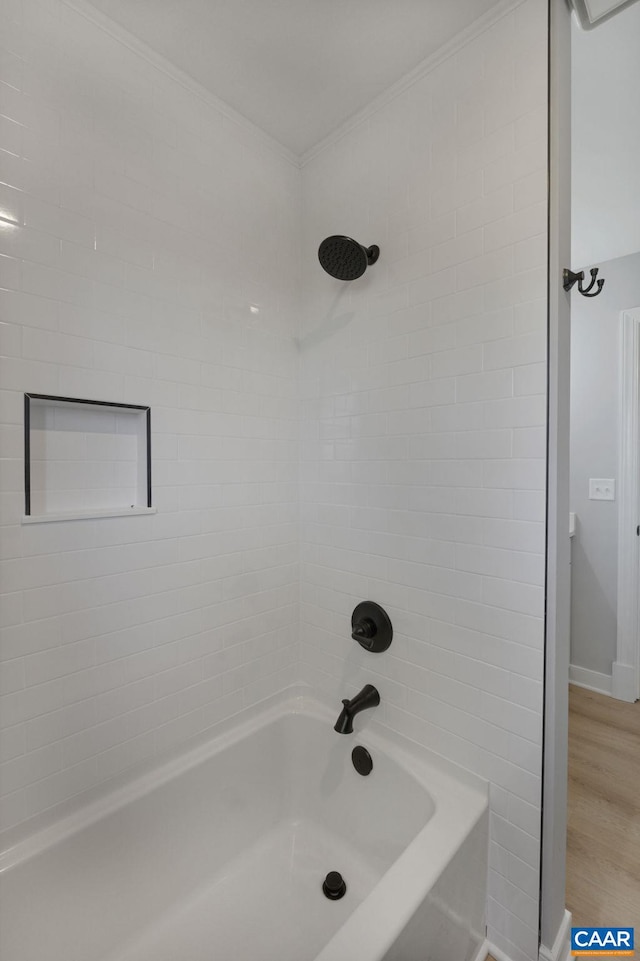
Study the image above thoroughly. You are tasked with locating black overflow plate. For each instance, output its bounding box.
[352,745,373,776]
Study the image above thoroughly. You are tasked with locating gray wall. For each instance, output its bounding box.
[570,251,640,677]
[572,3,640,267]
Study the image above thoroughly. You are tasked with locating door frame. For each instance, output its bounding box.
[540,0,572,956]
[614,307,640,701]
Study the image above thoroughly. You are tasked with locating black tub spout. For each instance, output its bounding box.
[334,684,380,734]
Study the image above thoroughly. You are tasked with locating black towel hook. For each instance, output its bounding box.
[563,267,605,298]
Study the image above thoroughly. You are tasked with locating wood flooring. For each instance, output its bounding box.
[566,685,640,930]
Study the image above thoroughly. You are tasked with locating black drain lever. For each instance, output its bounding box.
[322,871,346,900]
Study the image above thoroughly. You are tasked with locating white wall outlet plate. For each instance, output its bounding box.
[588,478,616,501]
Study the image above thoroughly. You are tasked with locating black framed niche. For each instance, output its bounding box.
[24,394,153,522]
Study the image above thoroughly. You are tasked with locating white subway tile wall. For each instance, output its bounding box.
[0,0,300,831]
[0,1,549,959]
[299,3,547,959]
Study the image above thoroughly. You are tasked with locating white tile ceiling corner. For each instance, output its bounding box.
[80,0,504,158]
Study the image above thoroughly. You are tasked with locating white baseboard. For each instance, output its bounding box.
[472,939,514,961]
[569,664,612,696]
[486,943,516,961]
[489,944,511,961]
[472,909,572,961]
[611,661,638,702]
[471,939,491,961]
[540,909,572,961]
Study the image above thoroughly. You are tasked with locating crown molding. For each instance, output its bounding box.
[59,0,300,168]
[299,0,525,167]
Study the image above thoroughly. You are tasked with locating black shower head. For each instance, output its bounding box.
[318,235,380,281]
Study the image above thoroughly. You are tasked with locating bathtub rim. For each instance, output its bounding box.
[0,682,487,876]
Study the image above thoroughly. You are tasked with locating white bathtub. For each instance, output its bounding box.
[0,688,488,961]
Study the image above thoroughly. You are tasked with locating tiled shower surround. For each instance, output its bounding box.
[0,0,300,826]
[299,6,548,960]
[0,2,548,960]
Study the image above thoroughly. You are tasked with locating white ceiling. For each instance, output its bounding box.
[84,0,499,157]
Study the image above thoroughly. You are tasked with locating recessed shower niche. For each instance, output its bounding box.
[23,394,153,522]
